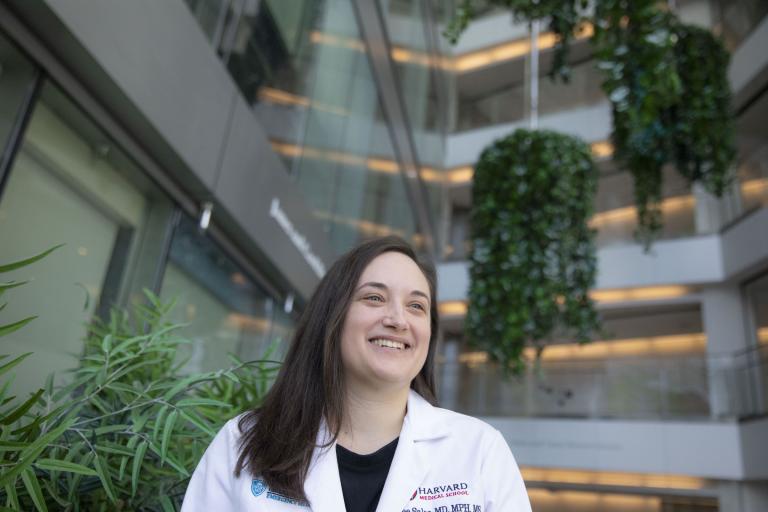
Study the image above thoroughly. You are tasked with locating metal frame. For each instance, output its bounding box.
[0,63,42,201]
[351,0,438,259]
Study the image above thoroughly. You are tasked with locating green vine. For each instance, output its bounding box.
[447,0,736,247]
[467,129,600,371]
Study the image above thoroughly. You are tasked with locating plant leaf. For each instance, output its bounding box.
[0,353,32,378]
[0,281,27,297]
[0,317,37,338]
[0,417,75,488]
[131,440,148,497]
[160,494,175,512]
[4,482,20,509]
[161,409,178,466]
[94,453,117,503]
[0,245,63,273]
[21,467,48,512]
[34,458,97,476]
[1,388,44,425]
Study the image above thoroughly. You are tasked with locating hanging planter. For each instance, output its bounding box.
[467,129,600,371]
[446,0,737,248]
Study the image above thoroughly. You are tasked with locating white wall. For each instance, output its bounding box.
[488,416,768,480]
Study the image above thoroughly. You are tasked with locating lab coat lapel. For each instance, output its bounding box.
[303,423,346,511]
[375,391,448,512]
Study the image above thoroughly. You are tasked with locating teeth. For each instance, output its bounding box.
[370,338,406,350]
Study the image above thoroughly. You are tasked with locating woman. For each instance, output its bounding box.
[181,236,531,511]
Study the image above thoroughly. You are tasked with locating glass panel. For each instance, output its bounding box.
[378,0,448,249]
[455,59,606,133]
[736,91,768,212]
[159,215,291,373]
[0,84,173,400]
[0,33,37,165]
[183,0,231,45]
[591,165,696,247]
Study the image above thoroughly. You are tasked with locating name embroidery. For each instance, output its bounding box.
[251,478,308,507]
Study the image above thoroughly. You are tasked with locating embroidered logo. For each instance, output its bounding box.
[251,478,267,497]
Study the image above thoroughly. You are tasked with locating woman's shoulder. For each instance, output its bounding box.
[409,391,501,444]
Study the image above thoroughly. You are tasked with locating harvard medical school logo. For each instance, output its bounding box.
[251,479,308,507]
[411,482,470,501]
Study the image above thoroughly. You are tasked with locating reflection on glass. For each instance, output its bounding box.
[0,35,37,159]
[160,216,291,373]
[184,0,426,254]
[0,84,171,400]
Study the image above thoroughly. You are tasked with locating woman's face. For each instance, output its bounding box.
[340,251,432,393]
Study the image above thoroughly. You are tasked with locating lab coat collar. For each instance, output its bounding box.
[303,390,449,511]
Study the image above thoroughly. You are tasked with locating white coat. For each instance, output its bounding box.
[181,390,532,511]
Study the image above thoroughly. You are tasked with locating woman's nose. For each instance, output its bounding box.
[382,305,407,330]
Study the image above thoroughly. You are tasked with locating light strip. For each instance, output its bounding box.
[440,286,695,318]
[590,285,693,303]
[741,178,768,201]
[313,210,405,238]
[527,489,663,508]
[439,300,468,317]
[258,87,350,116]
[521,467,709,490]
[310,24,593,73]
[446,141,614,186]
[759,327,768,345]
[271,141,612,184]
[589,195,694,228]
[457,333,707,364]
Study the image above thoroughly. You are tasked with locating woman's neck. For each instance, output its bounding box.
[336,386,409,455]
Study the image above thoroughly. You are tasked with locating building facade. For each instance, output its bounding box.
[0,1,766,511]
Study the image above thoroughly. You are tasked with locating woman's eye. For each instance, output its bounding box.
[364,295,384,302]
[409,302,426,311]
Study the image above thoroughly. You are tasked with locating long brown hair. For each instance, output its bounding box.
[234,236,439,500]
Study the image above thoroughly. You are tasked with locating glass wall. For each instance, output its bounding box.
[184,0,428,255]
[0,34,36,166]
[160,215,294,373]
[0,82,174,400]
[455,59,606,133]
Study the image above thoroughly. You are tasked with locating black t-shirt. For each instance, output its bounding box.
[336,437,399,512]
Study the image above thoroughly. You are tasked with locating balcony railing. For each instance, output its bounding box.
[438,344,768,420]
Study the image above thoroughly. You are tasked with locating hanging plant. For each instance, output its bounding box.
[444,0,591,82]
[593,0,681,246]
[446,0,736,247]
[467,129,600,371]
[670,23,735,196]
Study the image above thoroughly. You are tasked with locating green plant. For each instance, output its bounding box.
[467,129,600,371]
[446,0,736,247]
[445,0,590,82]
[0,291,280,511]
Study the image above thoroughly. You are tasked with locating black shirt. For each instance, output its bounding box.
[336,437,399,512]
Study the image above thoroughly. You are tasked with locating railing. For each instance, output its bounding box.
[438,344,768,420]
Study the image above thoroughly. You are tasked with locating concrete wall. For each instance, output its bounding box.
[6,0,335,299]
[489,416,768,480]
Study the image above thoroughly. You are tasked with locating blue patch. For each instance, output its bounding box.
[251,478,267,497]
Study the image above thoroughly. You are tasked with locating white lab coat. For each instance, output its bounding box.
[181,390,531,511]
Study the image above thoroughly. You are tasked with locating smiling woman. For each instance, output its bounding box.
[181,236,531,512]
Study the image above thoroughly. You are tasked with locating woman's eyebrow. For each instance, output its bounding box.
[356,282,430,303]
[357,281,387,291]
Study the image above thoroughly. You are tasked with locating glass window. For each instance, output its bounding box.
[159,215,293,373]
[0,84,174,400]
[0,33,37,170]
[591,165,696,247]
